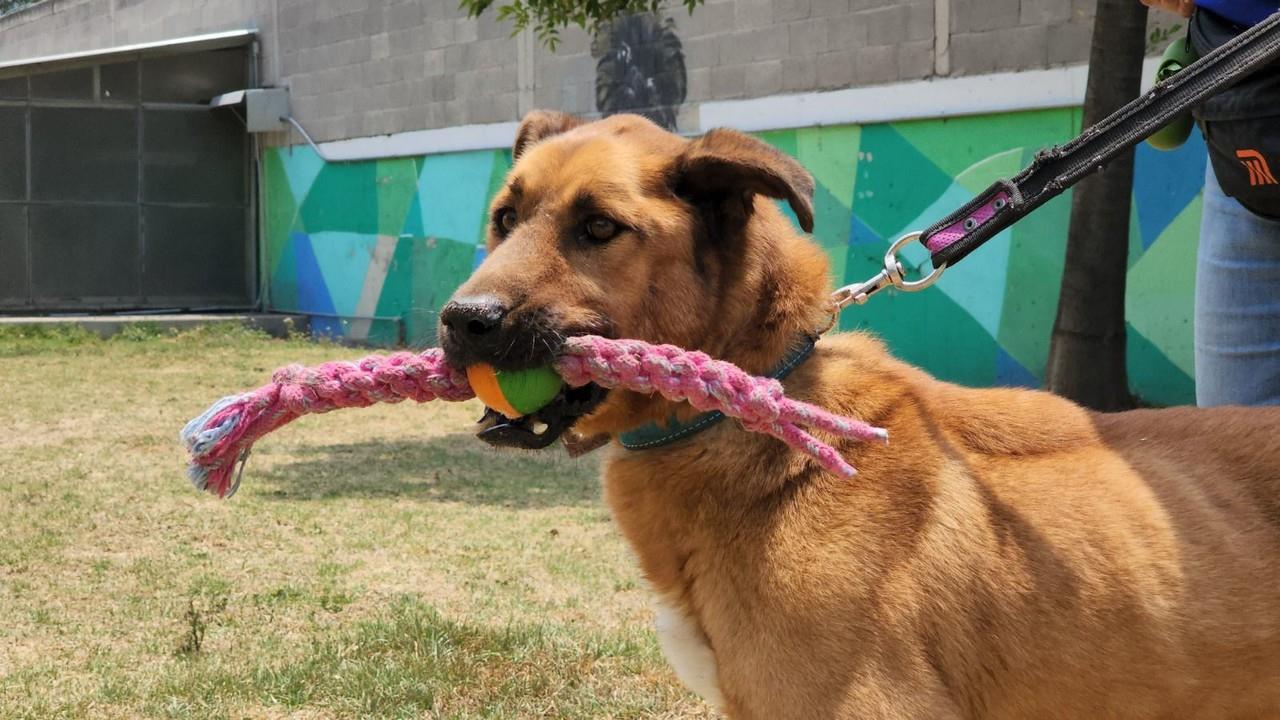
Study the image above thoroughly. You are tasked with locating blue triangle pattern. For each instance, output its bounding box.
[850,214,883,246]
[280,147,326,205]
[995,347,1039,388]
[291,231,344,339]
[307,231,376,317]
[1133,128,1207,250]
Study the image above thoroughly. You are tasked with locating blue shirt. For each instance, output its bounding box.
[1197,0,1279,26]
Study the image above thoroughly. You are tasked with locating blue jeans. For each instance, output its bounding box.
[1194,165,1280,406]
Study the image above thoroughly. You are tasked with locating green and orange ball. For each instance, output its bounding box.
[466,364,564,418]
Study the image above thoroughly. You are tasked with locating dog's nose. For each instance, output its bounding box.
[441,295,507,338]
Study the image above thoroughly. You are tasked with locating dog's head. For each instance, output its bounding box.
[439,111,821,449]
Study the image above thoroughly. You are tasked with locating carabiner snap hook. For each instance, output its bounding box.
[826,232,947,324]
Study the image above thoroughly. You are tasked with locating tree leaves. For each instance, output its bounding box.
[459,0,704,50]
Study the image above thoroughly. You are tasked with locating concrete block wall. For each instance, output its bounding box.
[274,0,519,143]
[0,0,1179,143]
[0,0,521,142]
[529,0,942,125]
[0,0,279,78]
[948,0,1094,73]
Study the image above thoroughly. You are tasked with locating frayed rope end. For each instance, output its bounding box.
[185,450,248,499]
[181,394,253,498]
[180,394,247,456]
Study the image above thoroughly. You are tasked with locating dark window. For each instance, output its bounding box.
[0,106,25,200]
[0,75,27,100]
[30,66,94,101]
[142,205,247,299]
[0,204,29,305]
[29,204,139,300]
[100,61,138,103]
[3,46,252,310]
[141,48,246,104]
[31,106,138,202]
[143,109,245,204]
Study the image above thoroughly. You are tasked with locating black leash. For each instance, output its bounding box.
[829,10,1280,312]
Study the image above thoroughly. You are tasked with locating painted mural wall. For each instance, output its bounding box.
[263,147,512,347]
[263,108,1207,405]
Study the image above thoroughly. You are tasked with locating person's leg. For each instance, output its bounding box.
[1194,165,1280,407]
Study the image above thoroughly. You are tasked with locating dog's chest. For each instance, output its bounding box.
[653,594,725,708]
[603,449,809,710]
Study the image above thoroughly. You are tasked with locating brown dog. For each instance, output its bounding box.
[439,111,1280,719]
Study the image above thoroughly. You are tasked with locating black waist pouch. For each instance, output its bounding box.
[1192,9,1280,219]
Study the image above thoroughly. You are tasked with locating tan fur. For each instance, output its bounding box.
[450,111,1280,719]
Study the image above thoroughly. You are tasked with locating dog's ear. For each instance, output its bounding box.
[512,110,586,161]
[671,128,815,233]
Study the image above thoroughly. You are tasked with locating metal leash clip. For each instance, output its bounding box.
[822,232,947,332]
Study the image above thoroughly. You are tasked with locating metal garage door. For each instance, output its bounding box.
[0,42,253,311]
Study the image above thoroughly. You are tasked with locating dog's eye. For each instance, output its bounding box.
[494,208,518,235]
[583,216,620,243]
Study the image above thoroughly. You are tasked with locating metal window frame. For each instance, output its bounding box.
[0,30,259,313]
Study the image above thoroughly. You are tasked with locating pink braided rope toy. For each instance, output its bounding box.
[181,336,888,498]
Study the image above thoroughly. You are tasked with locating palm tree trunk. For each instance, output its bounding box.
[1045,0,1149,411]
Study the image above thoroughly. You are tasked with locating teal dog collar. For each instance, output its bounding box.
[618,337,817,451]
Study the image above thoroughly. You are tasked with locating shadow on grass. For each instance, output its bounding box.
[255,433,604,508]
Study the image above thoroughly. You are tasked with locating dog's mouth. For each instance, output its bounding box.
[474,382,608,450]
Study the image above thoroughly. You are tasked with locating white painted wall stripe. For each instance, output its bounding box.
[310,121,521,161]
[300,60,1162,159]
[348,234,400,341]
[699,59,1161,133]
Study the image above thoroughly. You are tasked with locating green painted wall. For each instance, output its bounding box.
[263,109,1207,404]
[263,147,512,346]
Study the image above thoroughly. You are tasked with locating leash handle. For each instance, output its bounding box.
[921,10,1280,269]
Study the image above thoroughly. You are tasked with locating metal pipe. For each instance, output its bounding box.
[281,114,523,163]
[282,114,375,163]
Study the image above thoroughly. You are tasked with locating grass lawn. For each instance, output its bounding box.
[0,324,713,719]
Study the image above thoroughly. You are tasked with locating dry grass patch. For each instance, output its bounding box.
[0,324,713,719]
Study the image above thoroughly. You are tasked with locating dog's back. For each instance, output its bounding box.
[854,349,1280,719]
[607,331,1280,718]
[1082,406,1280,717]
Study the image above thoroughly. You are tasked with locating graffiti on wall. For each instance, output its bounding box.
[264,108,1207,404]
[592,14,687,130]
